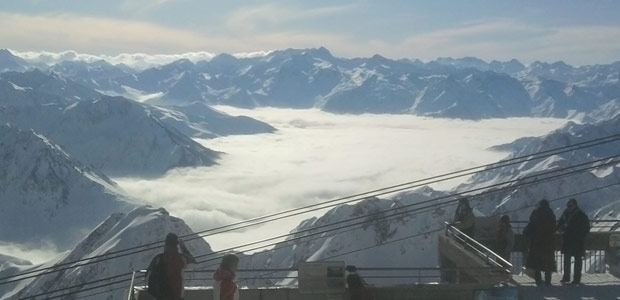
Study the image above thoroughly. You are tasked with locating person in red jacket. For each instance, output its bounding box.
[213,254,239,300]
[163,233,195,300]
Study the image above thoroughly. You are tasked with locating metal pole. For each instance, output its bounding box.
[127,271,137,300]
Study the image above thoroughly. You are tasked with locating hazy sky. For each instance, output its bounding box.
[115,108,568,251]
[2,0,620,65]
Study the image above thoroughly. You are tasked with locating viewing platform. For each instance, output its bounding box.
[130,219,620,300]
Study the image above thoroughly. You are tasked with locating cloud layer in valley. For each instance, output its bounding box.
[115,107,569,251]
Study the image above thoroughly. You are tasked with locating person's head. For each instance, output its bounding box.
[220,254,239,272]
[165,233,179,249]
[500,215,510,224]
[538,199,550,209]
[457,198,471,210]
[345,265,357,273]
[567,198,578,211]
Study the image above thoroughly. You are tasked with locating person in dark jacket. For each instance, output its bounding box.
[451,198,476,237]
[162,233,196,300]
[496,215,515,267]
[345,265,373,300]
[524,199,556,286]
[557,198,590,285]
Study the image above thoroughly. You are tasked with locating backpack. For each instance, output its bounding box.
[146,253,170,299]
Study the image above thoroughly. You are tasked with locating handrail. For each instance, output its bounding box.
[444,222,512,273]
[126,270,138,300]
[129,265,507,290]
[132,266,502,274]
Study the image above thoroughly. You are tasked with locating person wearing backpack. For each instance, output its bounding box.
[148,233,196,300]
[213,254,239,300]
[558,198,590,285]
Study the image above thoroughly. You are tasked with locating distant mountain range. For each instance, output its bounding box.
[0,70,275,176]
[2,47,619,120]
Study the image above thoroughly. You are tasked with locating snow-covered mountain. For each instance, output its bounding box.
[0,71,224,176]
[0,206,213,300]
[48,60,137,93]
[6,48,619,120]
[47,96,221,176]
[149,102,276,139]
[460,115,620,221]
[0,255,32,273]
[0,50,29,73]
[0,123,135,249]
[239,189,456,286]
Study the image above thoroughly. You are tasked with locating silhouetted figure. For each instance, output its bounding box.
[163,233,196,300]
[452,198,476,237]
[558,198,590,285]
[524,199,556,286]
[214,254,239,300]
[496,215,515,266]
[345,265,373,300]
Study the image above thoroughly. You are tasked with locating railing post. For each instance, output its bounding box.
[127,270,137,300]
[418,269,421,284]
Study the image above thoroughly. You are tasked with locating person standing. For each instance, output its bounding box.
[451,198,476,237]
[496,215,515,266]
[345,265,373,300]
[557,198,590,285]
[163,233,196,300]
[524,199,556,286]
[213,254,239,300]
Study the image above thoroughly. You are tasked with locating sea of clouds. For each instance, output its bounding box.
[114,107,569,252]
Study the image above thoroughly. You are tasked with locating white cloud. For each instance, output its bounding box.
[0,241,64,265]
[226,3,354,33]
[115,108,568,252]
[388,20,620,65]
[121,0,177,13]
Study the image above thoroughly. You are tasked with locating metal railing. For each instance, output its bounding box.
[510,219,620,232]
[510,219,618,275]
[126,265,511,297]
[444,222,513,274]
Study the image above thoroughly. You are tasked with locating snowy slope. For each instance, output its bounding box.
[458,115,620,221]
[0,206,213,300]
[0,50,29,73]
[149,102,276,138]
[48,59,137,93]
[0,72,222,176]
[240,188,457,286]
[48,96,221,176]
[0,123,135,249]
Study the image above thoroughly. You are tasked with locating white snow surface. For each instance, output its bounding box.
[0,123,135,249]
